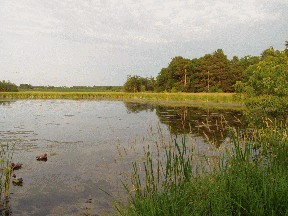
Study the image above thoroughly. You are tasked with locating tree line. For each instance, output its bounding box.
[124,42,288,93]
[0,81,18,92]
[1,41,287,94]
[235,45,288,123]
[0,83,122,92]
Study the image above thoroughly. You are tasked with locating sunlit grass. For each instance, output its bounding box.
[116,122,288,215]
[0,92,241,104]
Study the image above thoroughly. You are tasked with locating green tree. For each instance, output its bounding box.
[186,58,201,92]
[197,50,231,92]
[285,40,288,56]
[213,49,231,92]
[155,57,189,92]
[0,81,18,92]
[123,75,141,92]
[197,54,215,92]
[171,57,190,91]
[124,75,155,92]
[155,68,169,92]
[228,56,245,92]
[235,49,288,121]
[260,47,279,60]
[145,77,156,92]
[19,83,33,90]
[238,55,260,71]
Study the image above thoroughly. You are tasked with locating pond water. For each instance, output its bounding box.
[0,100,242,215]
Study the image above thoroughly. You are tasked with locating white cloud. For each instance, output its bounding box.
[0,0,287,86]
[1,0,284,44]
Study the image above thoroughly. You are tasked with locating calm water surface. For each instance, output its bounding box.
[0,100,242,215]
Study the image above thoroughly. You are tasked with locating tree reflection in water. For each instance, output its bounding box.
[0,101,14,106]
[124,102,243,147]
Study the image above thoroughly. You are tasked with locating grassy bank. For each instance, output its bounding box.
[117,124,288,215]
[0,92,240,104]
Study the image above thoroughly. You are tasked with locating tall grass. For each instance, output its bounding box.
[117,123,288,215]
[0,143,14,214]
[0,92,240,104]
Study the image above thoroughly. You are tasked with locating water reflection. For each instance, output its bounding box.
[0,100,14,106]
[124,102,243,146]
[124,102,154,114]
[0,199,12,216]
[0,100,243,215]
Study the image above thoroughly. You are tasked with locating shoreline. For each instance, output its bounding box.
[0,91,244,109]
[0,91,242,101]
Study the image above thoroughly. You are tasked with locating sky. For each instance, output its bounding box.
[0,0,288,86]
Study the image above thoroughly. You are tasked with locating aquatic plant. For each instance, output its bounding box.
[0,143,14,214]
[117,122,288,215]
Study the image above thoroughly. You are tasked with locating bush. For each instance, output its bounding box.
[0,81,18,92]
[124,76,155,92]
[235,49,288,124]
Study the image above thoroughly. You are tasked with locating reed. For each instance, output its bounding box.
[117,122,288,215]
[0,92,240,104]
[0,143,14,214]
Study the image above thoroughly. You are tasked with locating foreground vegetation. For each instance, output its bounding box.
[0,92,239,104]
[0,144,14,214]
[117,47,288,215]
[117,123,288,215]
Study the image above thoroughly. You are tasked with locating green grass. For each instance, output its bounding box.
[0,143,14,214]
[116,123,288,215]
[0,92,241,104]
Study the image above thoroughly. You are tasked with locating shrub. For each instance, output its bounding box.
[0,81,18,92]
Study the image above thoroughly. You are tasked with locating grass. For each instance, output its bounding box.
[116,121,288,215]
[0,143,14,214]
[0,92,241,104]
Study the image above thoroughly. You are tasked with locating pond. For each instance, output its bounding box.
[0,100,243,215]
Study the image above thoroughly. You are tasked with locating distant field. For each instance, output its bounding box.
[18,86,122,92]
[0,91,242,104]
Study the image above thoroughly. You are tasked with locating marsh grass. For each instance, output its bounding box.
[0,143,14,214]
[117,121,288,215]
[0,92,239,104]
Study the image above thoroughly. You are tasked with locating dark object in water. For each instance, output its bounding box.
[10,162,23,170]
[85,198,93,203]
[36,153,48,161]
[12,174,23,186]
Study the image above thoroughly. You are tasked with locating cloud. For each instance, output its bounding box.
[0,0,287,86]
[1,0,285,45]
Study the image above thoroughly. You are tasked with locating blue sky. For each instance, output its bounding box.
[0,0,287,86]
